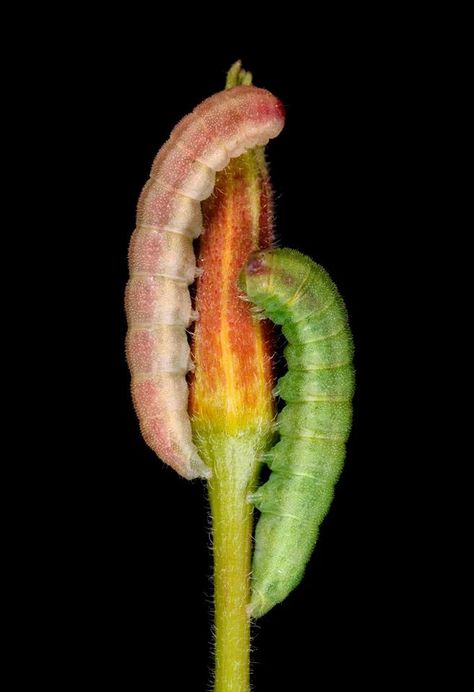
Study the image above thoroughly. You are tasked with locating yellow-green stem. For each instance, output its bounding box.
[210,478,252,691]
[197,431,266,692]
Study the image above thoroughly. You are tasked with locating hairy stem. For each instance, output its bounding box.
[210,472,252,689]
[199,433,264,692]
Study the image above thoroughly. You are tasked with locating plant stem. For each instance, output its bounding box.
[210,478,252,690]
[202,433,263,692]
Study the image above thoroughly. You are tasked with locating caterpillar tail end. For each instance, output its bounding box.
[247,587,273,619]
[189,452,212,480]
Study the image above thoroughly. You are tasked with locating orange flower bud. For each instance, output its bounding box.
[190,142,275,439]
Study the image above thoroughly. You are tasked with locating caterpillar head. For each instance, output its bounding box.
[240,248,324,316]
[239,248,309,309]
[238,250,275,302]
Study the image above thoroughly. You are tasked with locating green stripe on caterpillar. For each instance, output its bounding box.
[238,248,354,618]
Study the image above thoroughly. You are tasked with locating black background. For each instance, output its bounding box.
[31,30,436,690]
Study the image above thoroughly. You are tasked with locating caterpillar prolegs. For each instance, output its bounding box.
[239,248,354,618]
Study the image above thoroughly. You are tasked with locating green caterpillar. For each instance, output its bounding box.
[238,248,354,618]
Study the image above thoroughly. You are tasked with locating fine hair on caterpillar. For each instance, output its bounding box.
[238,248,354,617]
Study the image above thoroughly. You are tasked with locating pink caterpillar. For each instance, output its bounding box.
[125,86,285,480]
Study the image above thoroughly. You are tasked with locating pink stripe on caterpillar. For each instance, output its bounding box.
[137,181,204,237]
[126,326,191,374]
[125,277,193,326]
[150,141,216,201]
[128,229,196,284]
[126,85,284,480]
